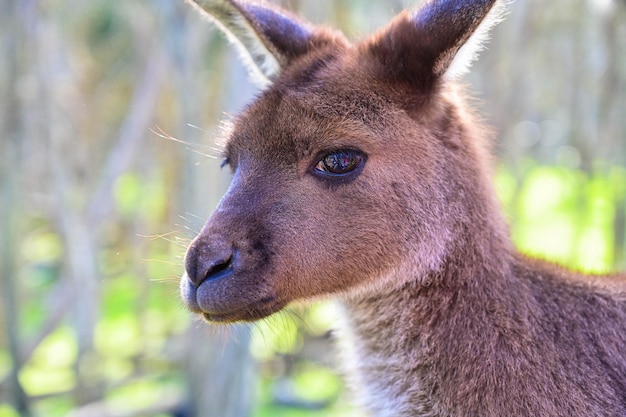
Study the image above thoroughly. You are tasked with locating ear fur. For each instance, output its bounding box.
[185,0,343,87]
[442,0,507,79]
[367,0,505,90]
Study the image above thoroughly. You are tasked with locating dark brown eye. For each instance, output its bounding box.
[315,150,364,176]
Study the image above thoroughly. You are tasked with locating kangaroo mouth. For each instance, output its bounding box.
[199,295,283,323]
[200,295,281,323]
[180,271,284,323]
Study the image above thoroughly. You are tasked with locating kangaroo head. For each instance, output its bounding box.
[181,0,506,323]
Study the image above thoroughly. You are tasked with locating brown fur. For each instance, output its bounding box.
[180,0,626,415]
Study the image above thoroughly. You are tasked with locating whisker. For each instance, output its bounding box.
[137,231,180,241]
[183,212,204,220]
[151,125,222,159]
[150,275,182,284]
[151,125,213,149]
[186,123,209,133]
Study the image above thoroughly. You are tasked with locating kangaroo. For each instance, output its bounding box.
[179,0,626,415]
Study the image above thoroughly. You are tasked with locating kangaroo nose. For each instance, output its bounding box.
[185,242,234,287]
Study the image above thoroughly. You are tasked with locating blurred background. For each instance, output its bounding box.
[1,0,625,416]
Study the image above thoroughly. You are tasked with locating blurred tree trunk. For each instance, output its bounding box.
[184,327,255,417]
[0,1,33,416]
[34,10,102,404]
[475,0,626,168]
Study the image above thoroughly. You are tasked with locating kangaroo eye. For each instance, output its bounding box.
[314,150,365,176]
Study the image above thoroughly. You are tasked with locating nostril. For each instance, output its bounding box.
[204,254,234,282]
[185,244,235,287]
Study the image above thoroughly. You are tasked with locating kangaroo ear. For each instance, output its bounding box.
[186,0,343,87]
[367,0,505,89]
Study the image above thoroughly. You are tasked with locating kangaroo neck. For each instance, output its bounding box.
[335,243,522,417]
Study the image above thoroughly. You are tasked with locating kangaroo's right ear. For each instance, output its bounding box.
[365,0,505,91]
[185,0,345,87]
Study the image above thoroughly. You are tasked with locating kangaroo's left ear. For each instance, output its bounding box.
[366,0,506,90]
[186,0,346,87]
